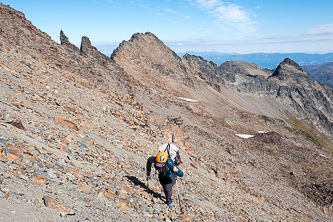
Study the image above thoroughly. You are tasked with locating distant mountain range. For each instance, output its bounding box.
[178,52,333,88]
[178,52,333,69]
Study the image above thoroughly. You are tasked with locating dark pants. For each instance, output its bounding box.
[159,174,176,204]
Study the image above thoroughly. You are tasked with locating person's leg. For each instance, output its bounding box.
[159,174,176,204]
[159,175,167,201]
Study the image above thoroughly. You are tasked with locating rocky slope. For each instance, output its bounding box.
[302,62,333,89]
[0,3,332,221]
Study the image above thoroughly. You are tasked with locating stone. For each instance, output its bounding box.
[31,175,48,184]
[55,117,79,131]
[179,214,192,221]
[7,154,20,162]
[43,196,75,215]
[7,144,22,156]
[4,113,15,122]
[9,119,26,130]
[47,169,58,179]
[19,174,29,181]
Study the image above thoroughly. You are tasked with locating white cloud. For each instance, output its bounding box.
[307,23,333,40]
[163,8,191,19]
[188,0,257,33]
[215,4,249,22]
[193,0,220,10]
[164,34,333,54]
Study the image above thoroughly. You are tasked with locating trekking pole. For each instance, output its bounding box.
[175,178,183,213]
[146,176,150,191]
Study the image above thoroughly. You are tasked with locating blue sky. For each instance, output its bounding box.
[2,0,333,55]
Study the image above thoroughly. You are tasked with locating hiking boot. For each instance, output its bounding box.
[168,203,174,209]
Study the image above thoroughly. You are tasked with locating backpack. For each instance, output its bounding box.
[159,143,182,166]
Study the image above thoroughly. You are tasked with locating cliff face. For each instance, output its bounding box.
[269,59,333,134]
[0,3,332,221]
[219,58,333,135]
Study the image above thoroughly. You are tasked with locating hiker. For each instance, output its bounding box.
[158,143,181,166]
[146,151,183,209]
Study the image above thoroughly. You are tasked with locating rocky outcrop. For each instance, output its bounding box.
[182,54,223,91]
[0,3,54,55]
[80,36,112,66]
[60,31,114,66]
[216,60,273,92]
[60,30,80,53]
[269,58,333,134]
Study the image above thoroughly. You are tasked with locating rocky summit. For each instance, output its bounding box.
[0,3,333,222]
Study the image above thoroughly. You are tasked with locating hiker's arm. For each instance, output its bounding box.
[146,157,155,175]
[172,165,183,177]
[175,166,183,177]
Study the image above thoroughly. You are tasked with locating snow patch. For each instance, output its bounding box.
[236,131,265,138]
[178,97,198,102]
[235,134,254,139]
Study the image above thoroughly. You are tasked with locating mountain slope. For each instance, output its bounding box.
[0,3,332,221]
[302,62,333,89]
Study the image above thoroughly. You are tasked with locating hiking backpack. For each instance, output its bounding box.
[158,143,182,166]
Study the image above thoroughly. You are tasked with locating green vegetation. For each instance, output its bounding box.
[278,164,292,176]
[226,148,231,154]
[248,160,256,168]
[259,115,272,122]
[287,116,332,151]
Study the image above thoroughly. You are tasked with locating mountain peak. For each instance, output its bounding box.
[271,58,311,82]
[131,31,161,41]
[280,58,303,71]
[111,32,170,60]
[110,31,189,92]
